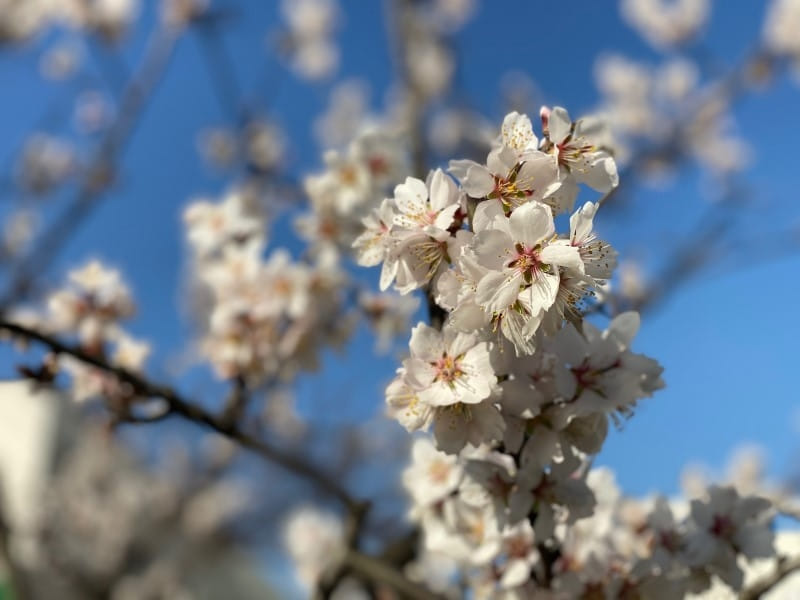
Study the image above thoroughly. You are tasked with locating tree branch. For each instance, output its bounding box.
[0,319,363,513]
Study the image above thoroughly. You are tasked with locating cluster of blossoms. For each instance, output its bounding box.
[398,443,778,598]
[594,54,750,175]
[28,418,251,599]
[0,0,140,45]
[10,259,150,403]
[296,130,409,256]
[183,188,353,384]
[347,108,784,597]
[278,0,340,81]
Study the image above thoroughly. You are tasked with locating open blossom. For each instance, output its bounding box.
[684,486,775,589]
[403,322,496,407]
[379,169,461,294]
[470,200,583,353]
[548,312,664,426]
[47,260,134,346]
[541,106,619,211]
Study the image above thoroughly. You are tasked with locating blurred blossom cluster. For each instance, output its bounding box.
[0,0,140,44]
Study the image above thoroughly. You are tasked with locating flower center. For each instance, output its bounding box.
[433,353,464,385]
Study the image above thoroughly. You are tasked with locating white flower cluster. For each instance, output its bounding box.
[401,441,777,597]
[351,108,773,597]
[620,0,710,48]
[10,259,149,402]
[183,188,352,384]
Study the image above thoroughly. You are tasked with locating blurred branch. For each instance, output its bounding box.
[0,318,364,514]
[388,0,428,179]
[193,15,245,124]
[340,549,443,600]
[740,554,800,600]
[0,25,181,308]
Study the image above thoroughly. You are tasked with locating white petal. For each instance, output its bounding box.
[508,201,554,247]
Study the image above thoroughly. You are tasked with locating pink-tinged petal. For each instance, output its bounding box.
[509,201,554,247]
[548,106,572,144]
[539,243,584,272]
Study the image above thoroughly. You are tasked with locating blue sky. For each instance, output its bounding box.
[1,0,799,514]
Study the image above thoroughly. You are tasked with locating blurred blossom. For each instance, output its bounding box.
[2,209,39,258]
[279,0,340,81]
[314,79,371,149]
[245,119,286,172]
[618,259,647,304]
[262,389,306,439]
[40,39,83,80]
[46,259,135,346]
[197,127,238,169]
[428,108,494,156]
[74,90,113,134]
[283,506,346,590]
[359,290,420,353]
[17,133,76,195]
[181,479,251,537]
[160,0,208,28]
[407,38,454,99]
[0,0,50,43]
[58,0,140,42]
[428,0,478,33]
[763,0,800,60]
[621,0,710,48]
